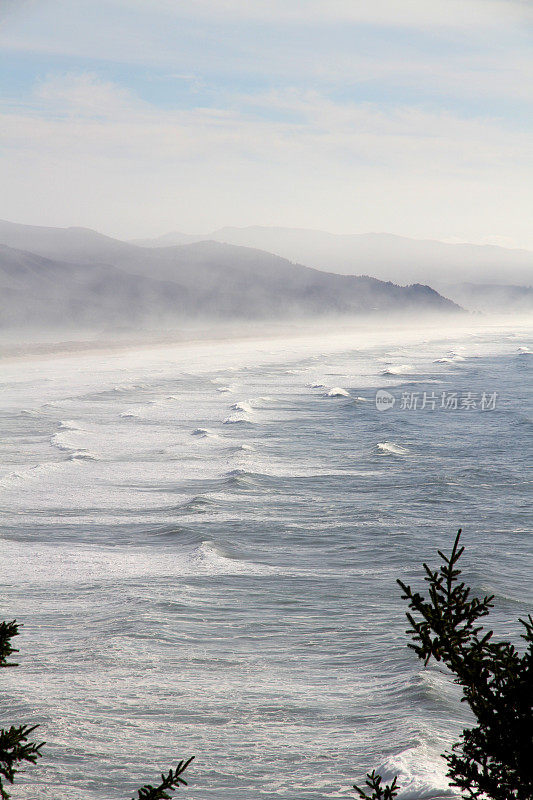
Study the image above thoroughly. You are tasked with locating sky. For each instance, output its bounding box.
[0,0,532,247]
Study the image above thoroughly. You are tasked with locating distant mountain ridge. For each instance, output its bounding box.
[133,225,533,287]
[0,219,461,330]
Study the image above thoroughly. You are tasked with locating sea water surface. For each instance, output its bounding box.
[1,318,531,800]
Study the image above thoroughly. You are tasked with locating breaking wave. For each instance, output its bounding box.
[231,401,254,414]
[51,430,82,452]
[377,441,409,456]
[58,419,80,431]
[381,364,414,376]
[68,450,100,462]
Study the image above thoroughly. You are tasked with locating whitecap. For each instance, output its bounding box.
[188,541,274,576]
[191,428,210,437]
[58,419,79,431]
[223,469,260,488]
[50,431,79,452]
[0,462,66,486]
[381,364,413,376]
[327,387,350,397]
[0,538,274,584]
[382,741,453,798]
[68,450,100,461]
[377,441,409,455]
[230,401,254,413]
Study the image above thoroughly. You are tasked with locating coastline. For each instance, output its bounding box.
[0,313,530,366]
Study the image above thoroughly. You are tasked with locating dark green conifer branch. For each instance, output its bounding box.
[0,620,44,800]
[355,529,533,800]
[0,622,21,669]
[133,758,195,800]
[353,769,398,799]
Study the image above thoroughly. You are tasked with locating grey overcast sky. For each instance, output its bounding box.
[0,0,532,246]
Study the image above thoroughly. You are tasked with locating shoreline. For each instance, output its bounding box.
[0,312,529,364]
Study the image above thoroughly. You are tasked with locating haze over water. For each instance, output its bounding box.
[1,318,531,800]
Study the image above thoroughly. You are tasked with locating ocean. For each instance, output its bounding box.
[1,317,531,800]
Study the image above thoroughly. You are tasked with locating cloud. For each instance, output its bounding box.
[0,73,531,246]
[114,0,533,29]
[0,0,531,107]
[0,3,531,245]
[7,74,529,170]
[34,72,142,118]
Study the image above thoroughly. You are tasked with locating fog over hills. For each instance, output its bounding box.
[134,226,533,289]
[0,220,460,331]
[0,244,193,329]
[439,283,533,314]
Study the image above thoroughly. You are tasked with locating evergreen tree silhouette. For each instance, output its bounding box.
[354,530,533,799]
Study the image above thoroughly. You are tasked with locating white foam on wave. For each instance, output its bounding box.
[434,351,466,364]
[327,387,350,397]
[0,538,274,585]
[224,399,257,425]
[51,430,82,452]
[381,364,414,376]
[191,427,210,437]
[58,419,80,431]
[50,422,103,462]
[68,450,100,462]
[0,461,67,487]
[223,468,259,488]
[231,401,254,414]
[190,428,221,441]
[223,415,255,425]
[190,541,275,575]
[377,441,409,456]
[382,740,454,798]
